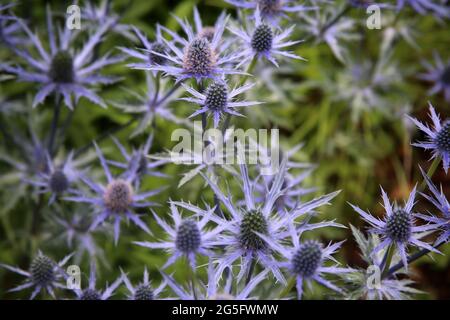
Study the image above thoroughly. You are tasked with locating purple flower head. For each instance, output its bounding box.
[134,202,224,270]
[201,159,341,284]
[179,80,262,128]
[121,267,167,300]
[350,186,441,270]
[73,261,122,300]
[225,0,316,24]
[163,260,269,300]
[0,6,123,109]
[26,151,81,204]
[107,135,169,189]
[396,0,450,18]
[418,52,450,102]
[65,142,162,245]
[0,250,72,299]
[407,103,450,173]
[138,10,242,82]
[228,8,305,68]
[417,167,450,245]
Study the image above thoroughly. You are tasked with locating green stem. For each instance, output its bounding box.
[279,277,296,299]
[187,261,197,300]
[381,245,394,278]
[245,258,256,286]
[48,96,62,156]
[419,156,441,192]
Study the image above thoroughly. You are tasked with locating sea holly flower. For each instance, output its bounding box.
[417,167,450,245]
[121,267,167,300]
[65,142,162,245]
[0,6,123,109]
[134,202,225,270]
[163,260,269,300]
[107,135,169,189]
[224,0,316,24]
[395,0,450,18]
[407,103,450,173]
[26,151,81,204]
[201,159,341,284]
[179,80,262,128]
[228,8,305,68]
[339,226,422,300]
[0,251,72,299]
[137,10,242,82]
[72,262,122,300]
[350,186,441,270]
[0,3,23,47]
[418,52,450,102]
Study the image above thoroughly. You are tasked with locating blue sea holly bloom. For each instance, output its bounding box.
[228,8,305,68]
[121,267,167,300]
[73,262,122,300]
[224,0,316,24]
[0,6,123,109]
[65,143,162,245]
[200,160,341,284]
[0,251,73,299]
[179,80,262,128]
[408,103,450,173]
[0,3,23,47]
[350,186,441,270]
[418,52,450,102]
[417,167,450,245]
[135,10,242,82]
[26,151,81,204]
[134,202,225,270]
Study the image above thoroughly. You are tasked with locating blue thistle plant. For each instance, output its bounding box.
[350,186,441,270]
[179,80,262,128]
[121,267,167,300]
[0,5,123,109]
[73,261,122,300]
[134,202,225,270]
[65,142,162,245]
[418,52,450,102]
[228,8,305,68]
[0,251,73,299]
[0,3,23,47]
[396,0,450,18]
[408,103,450,173]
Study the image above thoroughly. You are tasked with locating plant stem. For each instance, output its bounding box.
[305,4,351,42]
[279,277,296,298]
[245,258,256,286]
[48,96,62,156]
[381,245,394,278]
[419,156,441,191]
[187,261,197,300]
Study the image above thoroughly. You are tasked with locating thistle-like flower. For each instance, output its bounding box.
[407,103,449,173]
[137,10,241,82]
[65,142,162,244]
[0,251,72,299]
[350,186,441,269]
[163,261,269,300]
[179,80,262,127]
[0,3,23,47]
[229,8,304,67]
[121,267,167,300]
[107,135,168,189]
[396,0,450,18]
[417,167,450,245]
[418,52,450,102]
[26,151,81,204]
[0,6,123,109]
[201,159,341,284]
[224,0,316,24]
[72,262,122,300]
[134,202,224,270]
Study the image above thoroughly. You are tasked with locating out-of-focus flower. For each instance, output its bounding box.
[225,0,316,24]
[163,260,269,300]
[408,103,450,173]
[179,80,262,128]
[417,167,450,245]
[65,142,162,244]
[418,52,450,102]
[139,10,241,82]
[350,186,441,270]
[0,251,72,299]
[0,4,23,47]
[339,226,422,300]
[229,8,304,67]
[396,0,450,18]
[0,6,123,109]
[107,135,168,189]
[72,262,122,300]
[134,202,224,270]
[26,151,81,204]
[121,267,167,300]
